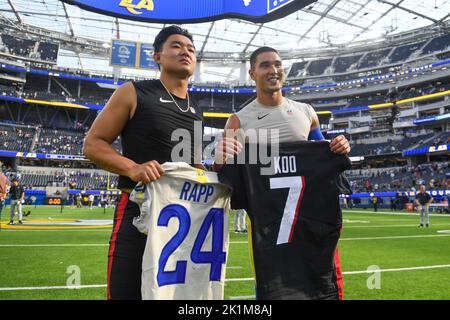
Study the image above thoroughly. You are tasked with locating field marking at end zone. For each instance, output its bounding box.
[3,264,450,291]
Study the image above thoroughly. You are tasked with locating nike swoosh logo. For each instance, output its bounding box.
[160,97,173,103]
[257,114,269,120]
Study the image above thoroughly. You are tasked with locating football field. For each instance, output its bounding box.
[1,205,450,300]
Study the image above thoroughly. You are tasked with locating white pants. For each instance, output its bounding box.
[10,199,22,222]
[234,209,247,232]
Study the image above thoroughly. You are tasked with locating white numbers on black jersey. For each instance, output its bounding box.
[274,156,297,174]
[269,176,305,245]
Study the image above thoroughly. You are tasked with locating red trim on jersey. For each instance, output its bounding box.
[334,247,344,300]
[107,192,128,300]
[288,176,306,243]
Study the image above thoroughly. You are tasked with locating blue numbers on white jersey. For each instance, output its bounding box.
[157,204,190,286]
[191,208,226,281]
[157,204,226,287]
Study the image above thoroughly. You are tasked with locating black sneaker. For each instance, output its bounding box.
[419,224,424,228]
[18,221,23,225]
[7,221,13,225]
[426,224,429,228]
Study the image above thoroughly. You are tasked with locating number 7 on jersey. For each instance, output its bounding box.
[269,176,305,245]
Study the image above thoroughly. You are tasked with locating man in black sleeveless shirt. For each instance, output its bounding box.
[83,26,227,299]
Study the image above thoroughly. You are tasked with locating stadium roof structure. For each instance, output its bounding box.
[1,0,450,82]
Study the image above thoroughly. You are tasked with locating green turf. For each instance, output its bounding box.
[1,205,450,300]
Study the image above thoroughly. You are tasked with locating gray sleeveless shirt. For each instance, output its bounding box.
[235,97,315,144]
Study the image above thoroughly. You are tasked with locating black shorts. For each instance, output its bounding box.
[107,192,147,300]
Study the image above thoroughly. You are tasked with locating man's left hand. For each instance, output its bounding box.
[330,135,351,154]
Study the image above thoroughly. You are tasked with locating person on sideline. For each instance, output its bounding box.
[0,166,10,219]
[8,177,24,225]
[415,184,433,228]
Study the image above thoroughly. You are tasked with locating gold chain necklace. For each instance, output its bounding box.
[159,79,191,113]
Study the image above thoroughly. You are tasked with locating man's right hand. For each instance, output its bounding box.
[128,160,165,184]
[214,137,243,165]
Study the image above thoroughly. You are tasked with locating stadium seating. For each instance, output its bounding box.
[0,123,122,156]
[427,131,450,148]
[389,41,426,63]
[8,172,119,189]
[307,58,333,76]
[0,33,59,63]
[349,132,437,156]
[35,128,85,155]
[421,33,450,55]
[285,34,449,79]
[287,61,308,78]
[36,42,59,62]
[333,55,362,73]
[0,124,36,152]
[347,161,449,193]
[357,49,392,69]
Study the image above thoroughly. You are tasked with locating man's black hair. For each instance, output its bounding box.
[249,46,280,68]
[153,25,194,53]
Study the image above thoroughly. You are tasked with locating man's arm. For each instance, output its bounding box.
[83,82,164,184]
[414,196,420,206]
[1,176,9,201]
[309,109,351,154]
[194,130,207,171]
[212,114,242,172]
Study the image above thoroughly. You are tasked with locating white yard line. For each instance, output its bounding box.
[344,223,450,228]
[0,284,107,291]
[3,233,450,247]
[340,234,450,241]
[343,264,450,275]
[225,278,255,282]
[344,210,450,217]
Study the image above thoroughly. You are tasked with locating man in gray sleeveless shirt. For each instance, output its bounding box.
[213,47,351,300]
[213,46,350,168]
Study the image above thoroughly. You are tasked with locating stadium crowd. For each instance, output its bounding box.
[348,161,450,193]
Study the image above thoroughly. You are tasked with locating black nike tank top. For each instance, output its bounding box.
[118,80,203,189]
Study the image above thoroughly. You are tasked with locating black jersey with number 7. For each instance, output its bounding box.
[219,141,352,300]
